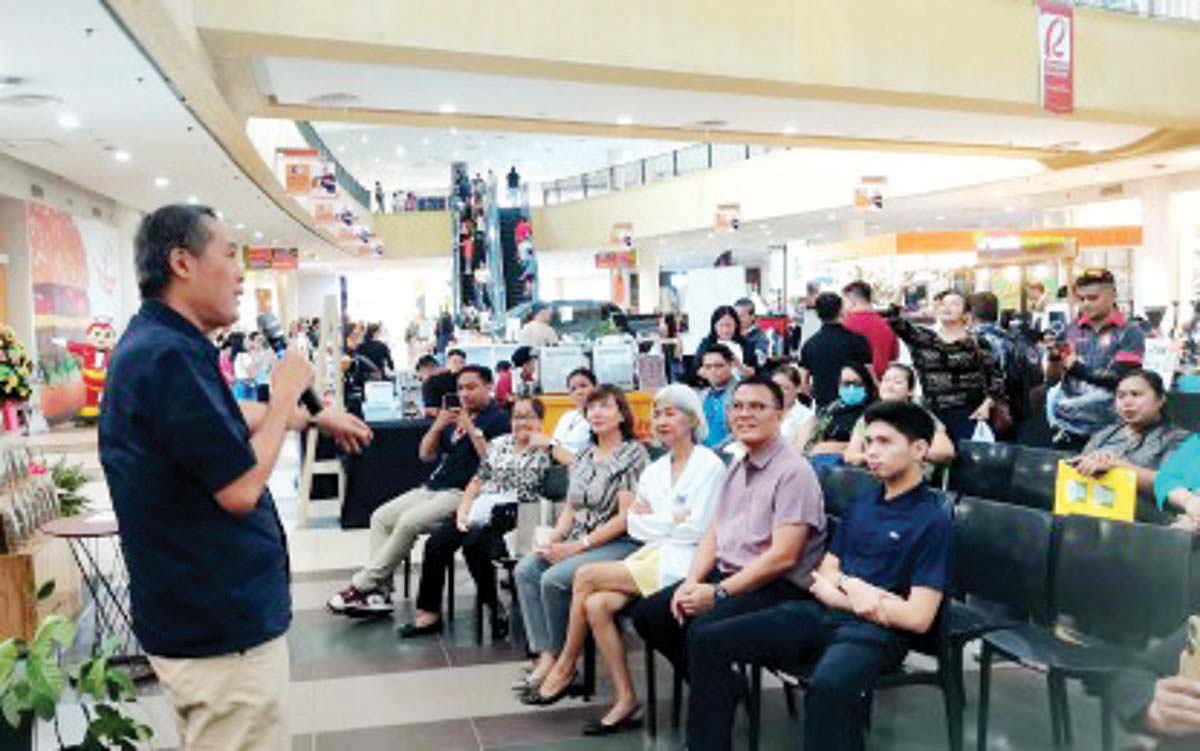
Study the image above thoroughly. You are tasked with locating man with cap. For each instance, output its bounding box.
[1047,267,1145,451]
[518,302,559,348]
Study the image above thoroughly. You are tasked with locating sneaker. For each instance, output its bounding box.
[326,585,393,617]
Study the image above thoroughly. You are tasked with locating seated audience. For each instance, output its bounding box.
[772,364,814,444]
[793,361,879,462]
[522,385,724,735]
[1157,434,1200,532]
[844,363,955,467]
[328,366,509,616]
[513,386,649,692]
[630,375,826,687]
[398,396,552,639]
[1070,369,1187,523]
[698,345,737,450]
[686,401,951,751]
[528,367,597,464]
[1107,618,1200,749]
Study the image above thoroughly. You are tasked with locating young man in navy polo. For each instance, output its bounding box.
[685,400,952,751]
[101,204,372,751]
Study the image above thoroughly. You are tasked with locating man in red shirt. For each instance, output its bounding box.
[842,281,898,380]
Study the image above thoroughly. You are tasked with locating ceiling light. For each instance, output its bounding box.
[215,210,224,219]
[936,215,946,221]
[826,212,837,221]
[439,103,456,114]
[113,149,131,163]
[235,222,245,230]
[452,150,462,159]
[186,195,198,204]
[421,138,430,146]
[57,113,81,130]
[337,145,346,153]
[1004,205,1016,213]
[359,134,368,144]
[782,125,797,136]
[814,233,824,239]
[153,176,169,188]
[374,157,381,164]
[616,115,634,126]
[450,127,459,135]
[706,232,715,239]
[253,231,263,240]
[395,146,406,157]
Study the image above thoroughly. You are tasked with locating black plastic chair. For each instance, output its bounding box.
[814,463,881,519]
[1008,446,1071,511]
[949,441,1017,502]
[978,515,1199,751]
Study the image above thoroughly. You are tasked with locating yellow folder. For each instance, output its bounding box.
[1053,461,1138,522]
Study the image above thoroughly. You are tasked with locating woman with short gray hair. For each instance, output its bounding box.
[521,384,726,737]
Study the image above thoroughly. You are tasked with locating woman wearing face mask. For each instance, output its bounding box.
[695,305,756,377]
[1068,369,1187,524]
[844,363,956,466]
[792,361,878,464]
[887,290,1006,442]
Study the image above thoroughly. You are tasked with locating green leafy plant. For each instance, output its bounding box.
[50,459,88,517]
[0,581,151,750]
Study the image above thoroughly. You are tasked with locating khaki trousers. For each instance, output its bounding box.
[148,635,289,751]
[351,486,462,591]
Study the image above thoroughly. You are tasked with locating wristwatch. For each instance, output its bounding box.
[471,427,484,439]
[714,584,730,603]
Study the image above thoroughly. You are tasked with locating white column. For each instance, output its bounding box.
[1137,178,1181,319]
[636,245,659,314]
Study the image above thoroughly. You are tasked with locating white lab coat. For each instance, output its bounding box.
[627,446,726,589]
[552,408,592,455]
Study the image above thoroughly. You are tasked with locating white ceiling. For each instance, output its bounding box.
[308,122,693,192]
[0,0,321,251]
[257,56,1156,153]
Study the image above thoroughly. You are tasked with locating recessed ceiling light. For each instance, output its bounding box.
[421,138,430,146]
[215,210,224,219]
[1004,205,1016,213]
[452,150,462,159]
[57,113,81,130]
[439,103,456,114]
[826,212,837,221]
[915,226,925,231]
[113,149,131,162]
[186,195,198,204]
[706,232,715,239]
[235,222,245,230]
[395,146,406,157]
[337,145,346,153]
[936,215,946,221]
[814,233,824,239]
[253,231,263,240]
[359,134,369,144]
[374,157,381,164]
[154,176,169,188]
[782,125,797,135]
[449,127,458,135]
[478,141,487,148]
[616,115,634,126]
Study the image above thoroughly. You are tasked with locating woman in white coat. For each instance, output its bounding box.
[523,384,725,735]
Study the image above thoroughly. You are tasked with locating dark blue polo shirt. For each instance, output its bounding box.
[832,481,951,598]
[425,402,510,491]
[99,300,290,658]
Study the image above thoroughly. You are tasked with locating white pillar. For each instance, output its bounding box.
[636,246,659,314]
[1137,179,1181,318]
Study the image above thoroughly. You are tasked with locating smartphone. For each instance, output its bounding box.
[442,393,461,410]
[1181,615,1200,680]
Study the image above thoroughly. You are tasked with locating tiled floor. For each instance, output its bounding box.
[35,427,1137,750]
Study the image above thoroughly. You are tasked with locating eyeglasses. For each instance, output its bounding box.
[730,400,775,414]
[512,411,538,421]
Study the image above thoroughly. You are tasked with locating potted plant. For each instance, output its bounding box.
[48,460,89,518]
[0,328,32,433]
[0,582,151,750]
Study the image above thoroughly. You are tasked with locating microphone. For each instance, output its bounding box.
[256,312,324,416]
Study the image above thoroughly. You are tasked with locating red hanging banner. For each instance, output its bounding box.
[1037,0,1074,114]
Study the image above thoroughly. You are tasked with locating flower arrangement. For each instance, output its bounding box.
[0,327,32,403]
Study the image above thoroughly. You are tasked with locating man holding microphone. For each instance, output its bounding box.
[99,204,371,750]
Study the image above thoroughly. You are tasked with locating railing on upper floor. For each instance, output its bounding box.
[1067,0,1200,21]
[295,121,372,210]
[536,143,779,206]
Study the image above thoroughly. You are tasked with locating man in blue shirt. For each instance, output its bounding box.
[100,204,372,751]
[685,400,952,751]
[699,345,736,449]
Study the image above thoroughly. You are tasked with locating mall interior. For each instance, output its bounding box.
[3,1,1200,750]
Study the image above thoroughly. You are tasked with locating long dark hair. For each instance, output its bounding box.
[708,305,740,340]
[584,384,637,443]
[841,360,879,404]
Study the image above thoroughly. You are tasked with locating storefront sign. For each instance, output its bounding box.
[277,149,339,199]
[595,250,637,269]
[244,246,273,270]
[715,204,741,232]
[1037,0,1074,114]
[244,246,299,271]
[854,176,886,211]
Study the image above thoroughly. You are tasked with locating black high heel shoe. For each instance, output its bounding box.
[520,670,579,706]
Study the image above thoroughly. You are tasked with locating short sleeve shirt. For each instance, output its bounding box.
[799,324,873,407]
[99,300,289,658]
[714,438,827,588]
[425,402,511,491]
[831,482,951,598]
[476,434,551,504]
[567,440,650,538]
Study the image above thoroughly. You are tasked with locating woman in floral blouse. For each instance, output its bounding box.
[513,385,649,694]
[398,396,552,639]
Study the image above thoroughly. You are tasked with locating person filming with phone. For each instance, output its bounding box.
[328,364,510,617]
